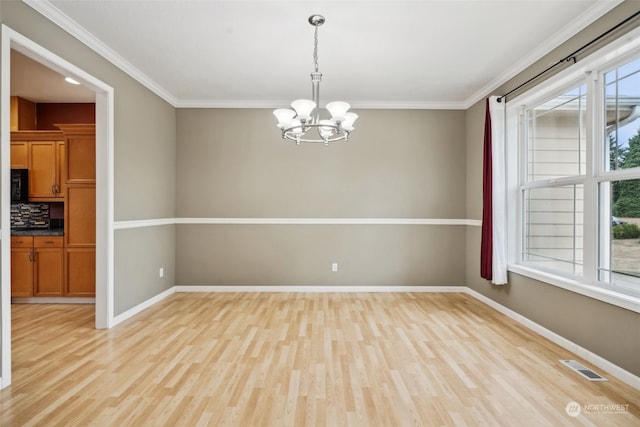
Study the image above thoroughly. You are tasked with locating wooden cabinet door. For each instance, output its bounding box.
[29,141,57,200]
[10,142,29,169]
[65,248,95,297]
[34,247,64,296]
[65,185,96,247]
[11,247,33,297]
[57,142,66,198]
[57,124,95,183]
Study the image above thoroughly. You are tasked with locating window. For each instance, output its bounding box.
[522,86,586,277]
[511,31,640,306]
[599,56,640,294]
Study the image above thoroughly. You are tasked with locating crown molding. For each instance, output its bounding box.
[22,0,179,107]
[174,99,468,110]
[462,0,624,109]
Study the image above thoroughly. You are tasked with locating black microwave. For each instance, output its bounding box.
[11,169,29,202]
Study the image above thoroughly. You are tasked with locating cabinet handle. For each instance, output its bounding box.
[29,252,34,262]
[52,184,56,195]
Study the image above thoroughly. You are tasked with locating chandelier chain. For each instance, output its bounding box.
[313,25,319,73]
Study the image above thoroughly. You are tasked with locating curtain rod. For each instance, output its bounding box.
[497,10,640,103]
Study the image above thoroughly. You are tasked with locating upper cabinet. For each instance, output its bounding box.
[10,96,36,131]
[29,140,65,200]
[55,124,96,183]
[10,141,29,169]
[11,132,65,201]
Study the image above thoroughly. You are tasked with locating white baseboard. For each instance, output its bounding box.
[175,285,464,293]
[112,287,175,327]
[464,288,640,391]
[11,297,95,304]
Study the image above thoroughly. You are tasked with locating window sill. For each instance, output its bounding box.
[508,264,640,314]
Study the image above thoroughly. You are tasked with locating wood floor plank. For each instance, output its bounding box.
[1,293,639,426]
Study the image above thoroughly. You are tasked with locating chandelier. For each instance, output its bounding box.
[273,15,358,145]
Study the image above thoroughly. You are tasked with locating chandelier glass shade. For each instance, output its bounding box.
[273,15,358,145]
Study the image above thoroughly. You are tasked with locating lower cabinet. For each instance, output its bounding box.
[65,248,96,297]
[34,237,64,296]
[11,236,64,297]
[11,238,34,297]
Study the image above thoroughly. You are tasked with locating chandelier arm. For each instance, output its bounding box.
[283,134,350,144]
[281,123,350,144]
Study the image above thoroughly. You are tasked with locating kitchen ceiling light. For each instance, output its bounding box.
[64,76,80,85]
[273,15,358,146]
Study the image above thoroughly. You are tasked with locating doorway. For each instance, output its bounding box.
[1,26,115,389]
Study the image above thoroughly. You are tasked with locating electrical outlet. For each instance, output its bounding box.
[331,263,338,272]
[159,267,164,278]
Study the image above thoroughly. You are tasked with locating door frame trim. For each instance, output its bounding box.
[1,25,115,389]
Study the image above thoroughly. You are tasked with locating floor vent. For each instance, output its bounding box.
[560,360,607,381]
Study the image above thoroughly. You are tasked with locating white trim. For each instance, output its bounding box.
[175,285,464,293]
[509,264,640,314]
[464,288,640,391]
[114,217,483,228]
[22,0,178,107]
[1,25,116,389]
[95,87,115,330]
[114,218,176,230]
[11,297,95,304]
[112,287,175,327]
[176,218,483,226]
[463,0,623,108]
[174,99,467,110]
[0,24,12,390]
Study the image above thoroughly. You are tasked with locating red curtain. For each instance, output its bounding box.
[480,98,493,280]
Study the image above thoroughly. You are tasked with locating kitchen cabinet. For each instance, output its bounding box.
[10,142,29,169]
[11,237,34,297]
[65,184,96,247]
[29,141,65,200]
[10,131,65,201]
[34,237,65,297]
[65,248,96,297]
[55,124,96,183]
[10,236,64,297]
[10,96,36,131]
[58,124,96,297]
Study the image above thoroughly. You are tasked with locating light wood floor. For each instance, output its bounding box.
[1,293,639,426]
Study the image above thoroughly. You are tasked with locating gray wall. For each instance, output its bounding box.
[0,0,177,326]
[465,1,640,376]
[176,108,467,286]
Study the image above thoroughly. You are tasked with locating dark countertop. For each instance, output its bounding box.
[11,228,64,236]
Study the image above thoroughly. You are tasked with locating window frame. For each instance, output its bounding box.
[506,26,640,314]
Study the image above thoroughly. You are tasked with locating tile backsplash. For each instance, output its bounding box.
[11,203,50,229]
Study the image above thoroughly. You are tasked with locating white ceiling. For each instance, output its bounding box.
[18,0,624,108]
[11,50,95,103]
